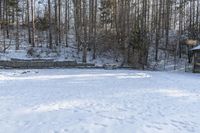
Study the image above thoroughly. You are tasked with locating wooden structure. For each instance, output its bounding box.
[191,45,200,73]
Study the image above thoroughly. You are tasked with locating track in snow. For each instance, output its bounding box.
[0,69,200,133]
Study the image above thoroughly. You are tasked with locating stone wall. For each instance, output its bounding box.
[0,60,95,69]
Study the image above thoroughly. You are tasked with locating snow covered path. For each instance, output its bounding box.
[0,69,200,133]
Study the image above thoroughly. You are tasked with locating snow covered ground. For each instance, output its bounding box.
[0,69,200,133]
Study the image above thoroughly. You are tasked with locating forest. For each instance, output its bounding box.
[0,0,199,69]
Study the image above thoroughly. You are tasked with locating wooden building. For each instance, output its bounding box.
[191,45,200,73]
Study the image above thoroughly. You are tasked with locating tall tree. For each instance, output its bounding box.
[48,0,53,49]
[31,0,35,47]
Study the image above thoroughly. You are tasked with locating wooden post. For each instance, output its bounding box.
[193,52,196,73]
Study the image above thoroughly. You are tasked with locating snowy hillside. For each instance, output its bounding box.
[0,69,200,133]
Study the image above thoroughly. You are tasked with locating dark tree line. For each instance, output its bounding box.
[0,0,199,68]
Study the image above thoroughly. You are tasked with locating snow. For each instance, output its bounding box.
[191,45,200,51]
[0,69,200,133]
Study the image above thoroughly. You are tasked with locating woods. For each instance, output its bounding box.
[0,0,200,69]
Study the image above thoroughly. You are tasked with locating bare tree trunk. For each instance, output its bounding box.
[65,0,69,47]
[54,0,58,46]
[82,0,88,63]
[31,0,35,47]
[16,1,19,50]
[72,0,82,54]
[58,0,61,44]
[48,0,53,49]
[93,0,97,59]
[27,0,31,44]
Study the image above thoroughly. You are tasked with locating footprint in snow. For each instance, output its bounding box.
[146,124,163,131]
[94,122,108,128]
[18,120,30,127]
[170,119,197,132]
[116,107,127,112]
[59,129,69,133]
